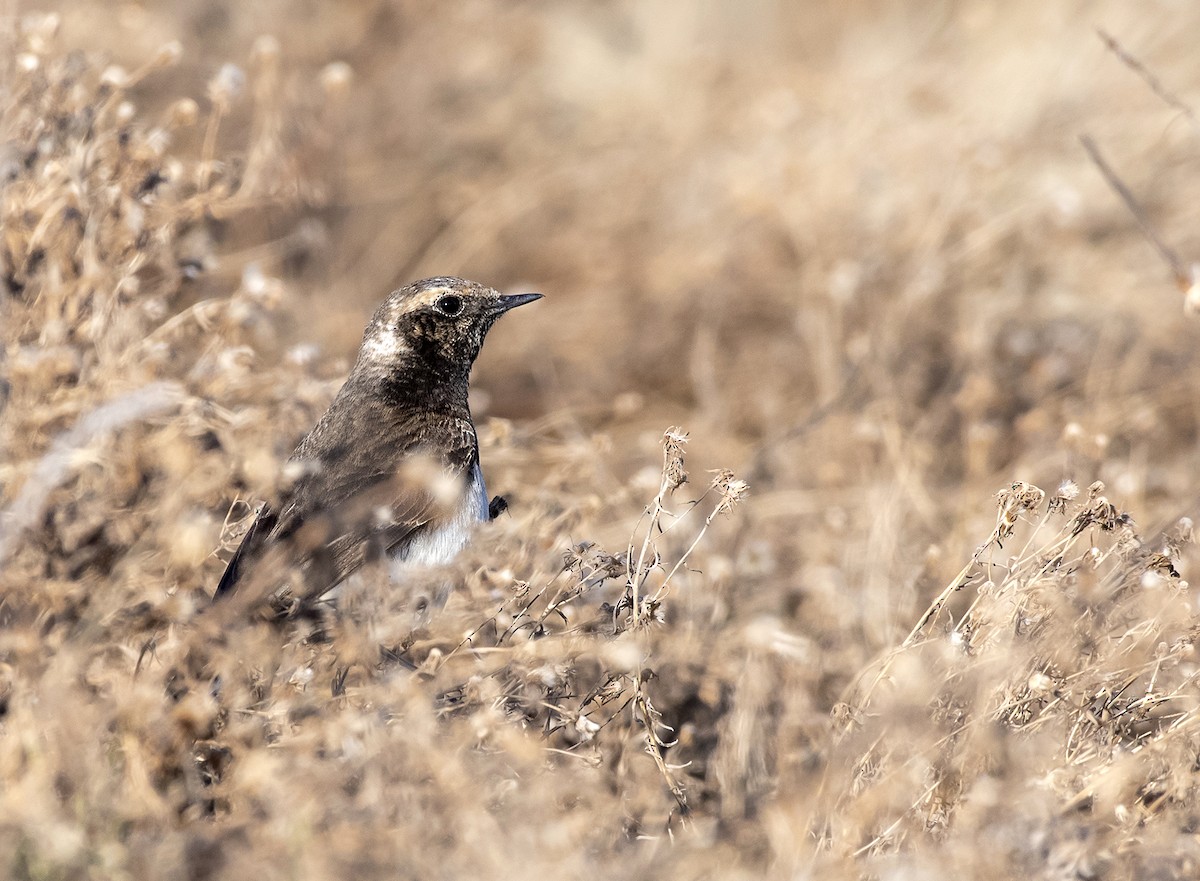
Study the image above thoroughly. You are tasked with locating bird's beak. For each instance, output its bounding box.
[494,292,543,313]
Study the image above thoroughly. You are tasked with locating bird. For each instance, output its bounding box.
[213,276,542,606]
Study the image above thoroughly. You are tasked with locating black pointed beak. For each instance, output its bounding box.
[494,292,543,313]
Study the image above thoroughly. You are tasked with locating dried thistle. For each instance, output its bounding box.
[662,426,689,492]
[995,481,1046,544]
[709,468,749,516]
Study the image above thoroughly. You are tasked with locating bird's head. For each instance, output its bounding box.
[357,277,542,377]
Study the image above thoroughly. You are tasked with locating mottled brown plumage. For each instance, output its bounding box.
[214,277,541,603]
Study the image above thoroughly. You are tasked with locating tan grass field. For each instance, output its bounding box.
[4,2,1200,878]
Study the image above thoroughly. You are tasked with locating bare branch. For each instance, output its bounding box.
[1079,133,1191,290]
[1096,28,1200,135]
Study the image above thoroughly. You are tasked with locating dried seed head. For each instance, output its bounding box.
[710,469,749,515]
[1071,490,1125,537]
[995,481,1045,540]
[237,263,284,309]
[167,98,199,128]
[830,702,859,732]
[661,427,688,492]
[1049,479,1079,514]
[208,63,245,108]
[320,61,353,96]
[574,714,601,741]
[100,65,129,88]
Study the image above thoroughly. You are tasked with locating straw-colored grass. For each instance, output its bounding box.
[5,5,1200,879]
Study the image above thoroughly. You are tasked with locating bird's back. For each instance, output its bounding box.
[215,377,480,601]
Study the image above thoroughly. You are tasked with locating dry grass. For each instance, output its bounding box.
[5,3,1200,879]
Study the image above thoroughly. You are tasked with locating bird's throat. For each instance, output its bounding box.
[374,353,471,414]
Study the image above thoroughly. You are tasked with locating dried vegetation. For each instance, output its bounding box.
[4,4,1200,879]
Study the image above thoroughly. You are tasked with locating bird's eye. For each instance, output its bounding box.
[435,295,463,317]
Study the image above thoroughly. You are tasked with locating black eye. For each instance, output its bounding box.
[435,295,463,317]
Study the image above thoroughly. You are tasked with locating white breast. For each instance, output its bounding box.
[388,462,489,576]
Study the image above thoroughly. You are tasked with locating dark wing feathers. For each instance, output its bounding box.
[214,398,478,602]
[213,502,278,600]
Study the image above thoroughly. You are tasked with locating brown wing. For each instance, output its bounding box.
[212,476,435,603]
[214,401,478,603]
[213,501,278,600]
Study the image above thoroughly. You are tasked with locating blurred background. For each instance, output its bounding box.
[49,0,1200,467]
[7,1,1200,876]
[57,0,1200,621]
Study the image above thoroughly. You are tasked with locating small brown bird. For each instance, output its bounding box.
[214,277,541,603]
